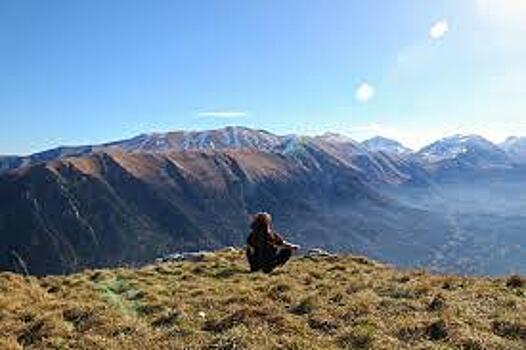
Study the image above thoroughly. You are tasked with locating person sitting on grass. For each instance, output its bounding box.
[246,212,300,273]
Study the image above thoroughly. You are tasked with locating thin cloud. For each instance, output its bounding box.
[429,20,449,40]
[197,111,247,118]
[355,83,375,103]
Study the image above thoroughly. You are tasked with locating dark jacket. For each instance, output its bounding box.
[246,231,285,270]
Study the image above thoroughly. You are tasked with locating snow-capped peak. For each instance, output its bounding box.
[318,132,355,144]
[416,134,511,167]
[361,136,412,156]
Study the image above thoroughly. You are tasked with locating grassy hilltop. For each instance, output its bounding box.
[0,249,525,349]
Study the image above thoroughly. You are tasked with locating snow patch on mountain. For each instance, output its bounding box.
[416,134,512,169]
[361,136,412,157]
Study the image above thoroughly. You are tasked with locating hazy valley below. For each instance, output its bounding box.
[3,3,526,348]
[0,127,525,276]
[388,176,526,275]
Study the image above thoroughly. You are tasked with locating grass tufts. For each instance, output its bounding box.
[0,249,524,349]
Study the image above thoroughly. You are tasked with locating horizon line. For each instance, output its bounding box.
[1,125,523,157]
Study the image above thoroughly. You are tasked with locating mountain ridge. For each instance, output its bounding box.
[3,127,526,175]
[361,136,413,156]
[1,127,526,275]
[5,145,437,275]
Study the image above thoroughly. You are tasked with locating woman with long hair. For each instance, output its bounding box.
[246,212,299,273]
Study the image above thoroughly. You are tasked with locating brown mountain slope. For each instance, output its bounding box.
[0,144,449,275]
[0,148,358,274]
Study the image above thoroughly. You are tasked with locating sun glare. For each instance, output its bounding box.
[477,0,526,27]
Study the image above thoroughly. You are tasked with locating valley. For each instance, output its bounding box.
[0,127,525,276]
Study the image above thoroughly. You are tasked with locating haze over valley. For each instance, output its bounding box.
[3,3,526,349]
[1,127,525,276]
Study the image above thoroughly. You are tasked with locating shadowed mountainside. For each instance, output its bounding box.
[1,127,526,275]
[1,143,446,275]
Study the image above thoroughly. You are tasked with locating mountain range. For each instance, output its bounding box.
[1,127,525,275]
[3,128,526,174]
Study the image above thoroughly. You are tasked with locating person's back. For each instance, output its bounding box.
[246,212,299,273]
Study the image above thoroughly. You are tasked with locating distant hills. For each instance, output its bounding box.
[2,128,526,174]
[360,135,413,156]
[415,134,515,177]
[1,127,525,275]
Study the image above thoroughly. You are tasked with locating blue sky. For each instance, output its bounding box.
[1,0,525,154]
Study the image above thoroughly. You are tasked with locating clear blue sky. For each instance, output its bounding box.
[1,0,525,154]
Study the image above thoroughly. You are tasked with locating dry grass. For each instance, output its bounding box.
[0,249,525,349]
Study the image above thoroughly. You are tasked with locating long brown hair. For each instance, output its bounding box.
[250,212,272,238]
